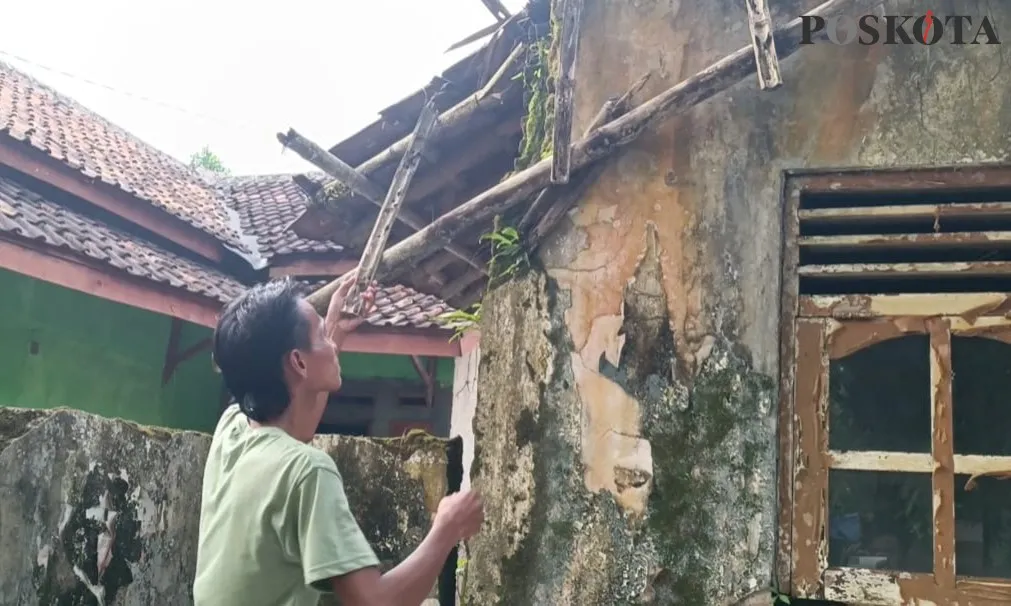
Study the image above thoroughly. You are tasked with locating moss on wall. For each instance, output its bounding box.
[515,3,560,171]
[467,260,776,604]
[0,406,457,605]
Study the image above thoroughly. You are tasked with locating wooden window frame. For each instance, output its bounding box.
[778,166,1011,604]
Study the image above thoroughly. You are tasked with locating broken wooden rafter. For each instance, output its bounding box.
[332,42,525,198]
[480,0,511,23]
[448,21,504,53]
[278,128,484,274]
[341,116,525,245]
[308,0,872,311]
[343,94,441,315]
[744,0,783,90]
[522,73,651,247]
[282,43,526,275]
[550,0,584,184]
[278,129,385,201]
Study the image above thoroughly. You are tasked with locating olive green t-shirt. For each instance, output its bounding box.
[193,405,379,606]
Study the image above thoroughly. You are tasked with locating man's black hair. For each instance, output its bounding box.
[213,278,311,422]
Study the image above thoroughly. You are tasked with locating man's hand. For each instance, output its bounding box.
[433,490,485,543]
[324,270,378,350]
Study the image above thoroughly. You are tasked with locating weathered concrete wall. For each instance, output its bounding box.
[0,407,453,605]
[467,0,1011,604]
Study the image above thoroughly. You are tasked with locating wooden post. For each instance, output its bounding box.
[550,0,584,184]
[744,0,783,90]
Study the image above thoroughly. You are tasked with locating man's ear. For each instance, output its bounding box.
[287,349,309,378]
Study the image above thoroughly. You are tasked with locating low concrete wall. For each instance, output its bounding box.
[0,407,455,605]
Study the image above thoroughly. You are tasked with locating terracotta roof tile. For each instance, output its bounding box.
[0,176,453,329]
[0,176,243,302]
[0,62,243,249]
[220,173,341,258]
[301,280,453,330]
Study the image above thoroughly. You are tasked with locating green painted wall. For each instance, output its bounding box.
[0,269,223,432]
[0,270,456,432]
[341,353,455,388]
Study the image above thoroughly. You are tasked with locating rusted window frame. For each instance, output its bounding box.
[777,165,1011,603]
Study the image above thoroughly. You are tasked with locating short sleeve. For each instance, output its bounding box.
[293,466,380,589]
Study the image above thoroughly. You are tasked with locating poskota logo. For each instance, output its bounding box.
[800,11,1000,45]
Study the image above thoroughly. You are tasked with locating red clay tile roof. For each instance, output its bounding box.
[301,280,453,329]
[0,63,456,331]
[220,173,340,258]
[0,175,244,302]
[224,177,456,327]
[0,176,454,329]
[0,62,243,249]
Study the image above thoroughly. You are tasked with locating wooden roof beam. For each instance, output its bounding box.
[303,0,874,309]
[343,95,441,315]
[342,117,523,248]
[522,73,650,248]
[479,0,511,23]
[335,42,525,196]
[276,130,484,274]
[550,0,584,184]
[745,0,783,90]
[278,130,384,201]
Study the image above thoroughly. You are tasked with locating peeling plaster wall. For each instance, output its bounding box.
[450,345,479,491]
[467,0,1011,604]
[0,407,453,605]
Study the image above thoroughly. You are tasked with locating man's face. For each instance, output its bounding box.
[291,299,342,393]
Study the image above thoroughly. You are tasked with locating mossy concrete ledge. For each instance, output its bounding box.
[0,407,456,606]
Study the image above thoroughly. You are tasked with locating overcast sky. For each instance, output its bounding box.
[2,0,527,175]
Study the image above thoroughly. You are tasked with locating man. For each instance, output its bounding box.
[194,275,484,606]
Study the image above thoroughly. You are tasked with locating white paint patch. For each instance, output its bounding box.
[73,564,106,606]
[130,486,160,535]
[36,544,51,568]
[85,492,111,522]
[58,503,73,534]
